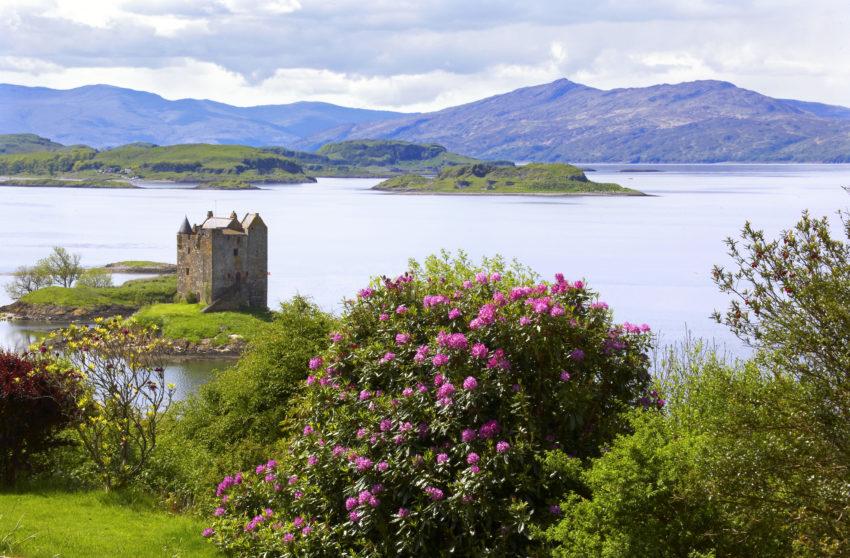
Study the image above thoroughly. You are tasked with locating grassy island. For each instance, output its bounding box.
[373,162,644,195]
[0,178,135,188]
[18,276,177,310]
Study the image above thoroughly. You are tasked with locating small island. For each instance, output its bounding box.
[372,163,645,196]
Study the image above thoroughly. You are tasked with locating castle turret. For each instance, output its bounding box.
[178,216,191,234]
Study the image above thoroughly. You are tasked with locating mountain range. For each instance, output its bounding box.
[2,80,850,163]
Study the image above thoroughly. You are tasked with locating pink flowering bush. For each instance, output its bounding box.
[206,254,651,556]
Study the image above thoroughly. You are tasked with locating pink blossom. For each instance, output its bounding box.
[288,475,298,485]
[358,490,372,505]
[570,349,585,361]
[461,428,477,442]
[397,507,410,518]
[359,390,371,400]
[432,353,449,367]
[377,461,389,472]
[306,375,316,386]
[479,420,500,439]
[293,490,303,499]
[330,332,343,343]
[395,304,408,314]
[303,425,314,436]
[470,465,480,474]
[490,272,502,282]
[349,510,361,522]
[402,387,414,397]
[462,376,478,390]
[380,419,392,432]
[358,287,374,298]
[214,507,225,517]
[293,516,304,528]
[462,280,473,289]
[475,272,489,284]
[550,305,565,317]
[471,343,489,359]
[308,356,323,370]
[395,333,412,345]
[519,316,531,326]
[302,526,312,536]
[380,352,396,364]
[414,345,430,363]
[496,440,510,453]
[436,382,456,399]
[549,504,562,515]
[283,532,295,543]
[379,313,390,321]
[487,348,510,370]
[202,528,215,538]
[448,307,462,319]
[354,456,374,471]
[436,453,449,464]
[560,371,571,382]
[307,455,318,466]
[356,427,367,439]
[467,452,480,465]
[424,486,445,501]
[345,497,358,510]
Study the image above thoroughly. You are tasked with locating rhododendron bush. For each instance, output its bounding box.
[206,254,652,556]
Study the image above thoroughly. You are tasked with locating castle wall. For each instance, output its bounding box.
[177,231,213,303]
[245,220,268,309]
[209,232,249,310]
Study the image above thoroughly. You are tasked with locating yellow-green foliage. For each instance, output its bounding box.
[375,163,642,195]
[134,303,273,344]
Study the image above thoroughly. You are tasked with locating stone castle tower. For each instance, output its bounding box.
[176,211,268,311]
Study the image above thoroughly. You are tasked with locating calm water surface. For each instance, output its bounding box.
[1,164,848,391]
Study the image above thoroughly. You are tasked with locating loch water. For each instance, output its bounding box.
[1,164,848,393]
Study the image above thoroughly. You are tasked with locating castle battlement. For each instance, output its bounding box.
[177,210,268,311]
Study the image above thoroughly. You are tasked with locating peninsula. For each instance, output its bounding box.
[372,163,644,196]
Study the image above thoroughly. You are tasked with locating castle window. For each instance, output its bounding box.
[233,248,238,256]
[185,268,189,276]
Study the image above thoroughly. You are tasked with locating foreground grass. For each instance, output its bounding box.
[0,490,219,558]
[19,276,177,309]
[135,303,273,344]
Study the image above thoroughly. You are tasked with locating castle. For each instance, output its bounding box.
[177,211,268,311]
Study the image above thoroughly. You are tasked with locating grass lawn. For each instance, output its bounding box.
[134,303,273,344]
[20,276,177,309]
[0,490,219,558]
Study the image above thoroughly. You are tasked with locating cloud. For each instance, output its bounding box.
[0,0,848,110]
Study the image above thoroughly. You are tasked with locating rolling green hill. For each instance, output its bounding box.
[373,163,643,196]
[0,133,65,154]
[0,138,315,186]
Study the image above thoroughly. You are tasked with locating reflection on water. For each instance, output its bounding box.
[0,320,232,400]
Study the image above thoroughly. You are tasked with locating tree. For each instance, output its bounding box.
[76,268,113,288]
[3,264,52,300]
[710,210,850,554]
[47,317,175,490]
[40,246,83,288]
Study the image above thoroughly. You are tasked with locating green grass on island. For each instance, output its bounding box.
[373,163,644,195]
[134,303,273,344]
[19,276,177,309]
[0,489,219,558]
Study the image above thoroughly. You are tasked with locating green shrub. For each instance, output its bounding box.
[205,254,651,556]
[144,296,335,507]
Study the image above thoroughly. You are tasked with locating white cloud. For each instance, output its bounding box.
[0,0,848,110]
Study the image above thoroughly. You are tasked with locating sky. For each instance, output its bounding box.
[0,0,848,112]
